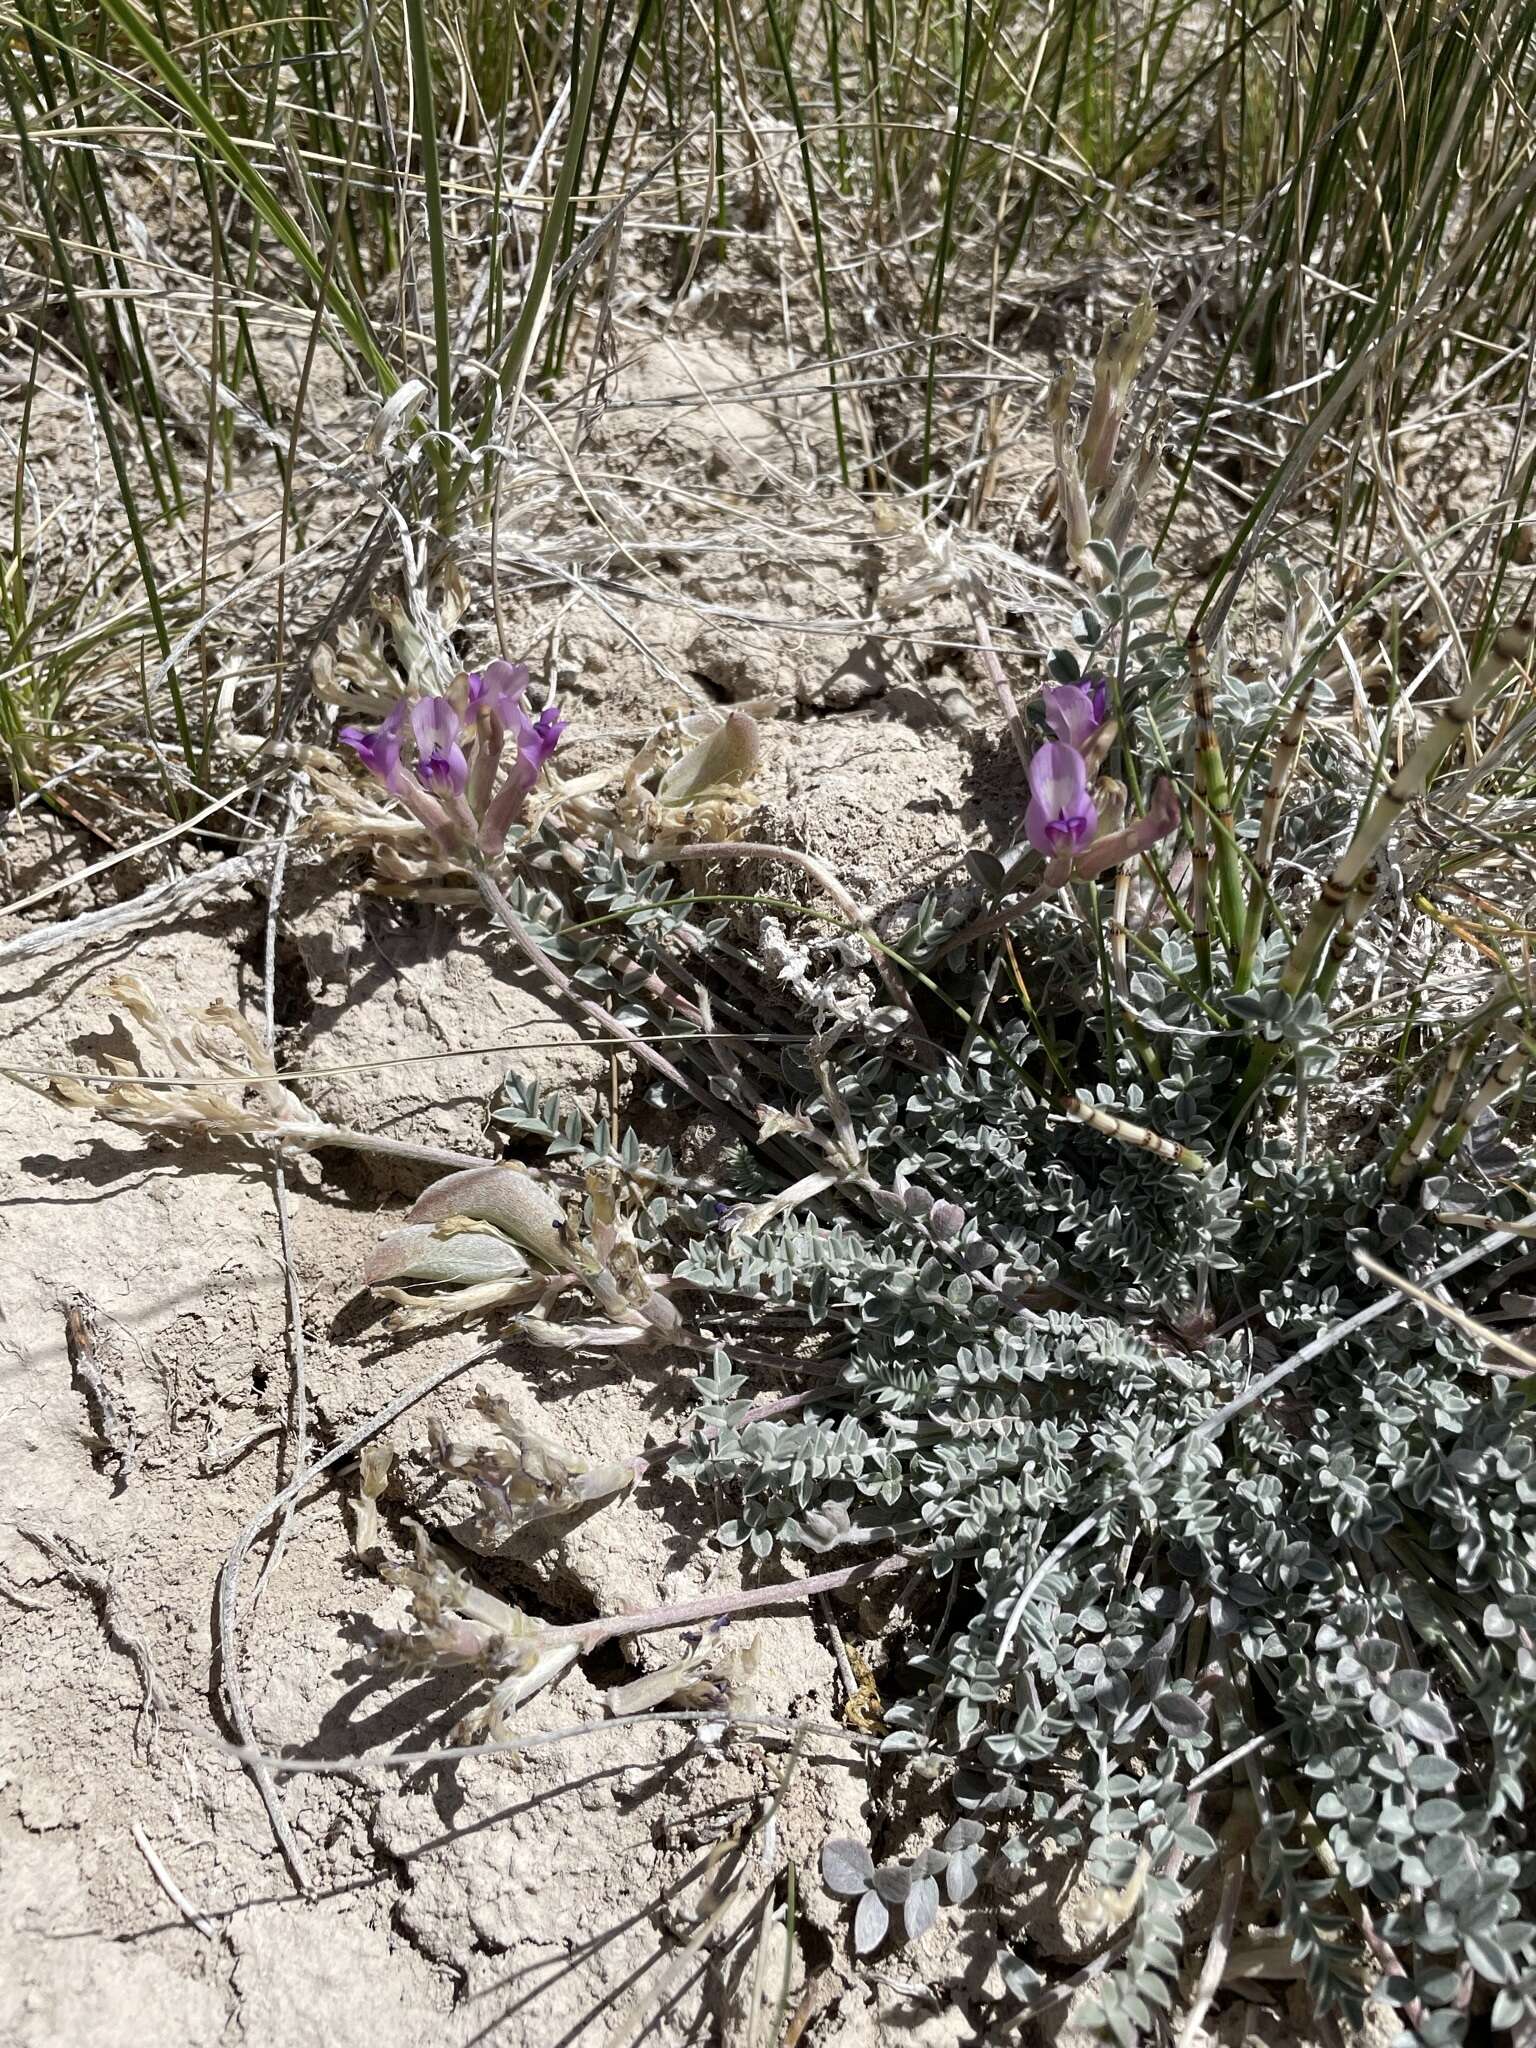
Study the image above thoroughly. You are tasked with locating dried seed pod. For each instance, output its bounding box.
[363,1224,533,1290]
[655,710,762,807]
[406,1164,571,1270]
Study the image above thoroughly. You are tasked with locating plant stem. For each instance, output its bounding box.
[473,865,758,1130]
[549,1553,910,1649]
[279,1123,493,1174]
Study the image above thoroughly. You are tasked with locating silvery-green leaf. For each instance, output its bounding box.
[1150,1690,1208,1737]
[853,1890,888,1955]
[1398,1696,1456,1745]
[1493,1989,1534,2031]
[821,1838,874,1896]
[904,1876,940,1942]
[1464,1930,1515,1987]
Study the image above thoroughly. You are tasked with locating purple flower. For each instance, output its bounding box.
[519,701,566,775]
[467,658,530,723]
[1025,741,1098,859]
[339,696,457,851]
[1042,673,1110,749]
[410,696,469,798]
[338,700,406,790]
[466,663,538,813]
[337,659,562,861]
[478,696,567,856]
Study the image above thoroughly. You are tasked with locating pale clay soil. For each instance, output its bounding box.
[0,305,1434,2048]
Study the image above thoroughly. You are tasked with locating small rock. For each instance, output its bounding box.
[798,637,891,711]
[686,626,798,703]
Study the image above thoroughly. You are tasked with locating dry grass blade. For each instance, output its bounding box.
[1353,1248,1536,1375]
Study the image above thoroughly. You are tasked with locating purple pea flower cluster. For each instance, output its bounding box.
[1023,669,1179,874]
[339,659,565,860]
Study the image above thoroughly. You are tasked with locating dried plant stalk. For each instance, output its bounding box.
[20,975,482,1177]
[1082,297,1157,494]
[1281,623,1534,998]
[1188,633,1244,951]
[45,973,324,1144]
[1048,363,1092,567]
[1236,678,1316,988]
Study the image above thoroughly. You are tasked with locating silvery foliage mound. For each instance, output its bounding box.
[497,556,1536,2046]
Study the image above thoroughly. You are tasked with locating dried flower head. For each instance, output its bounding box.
[41,973,324,1149]
[604,1623,760,1717]
[610,707,762,852]
[377,1524,578,1739]
[430,1387,637,1541]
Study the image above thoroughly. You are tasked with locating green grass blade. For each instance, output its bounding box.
[92,0,400,398]
[0,43,195,776]
[402,0,454,510]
